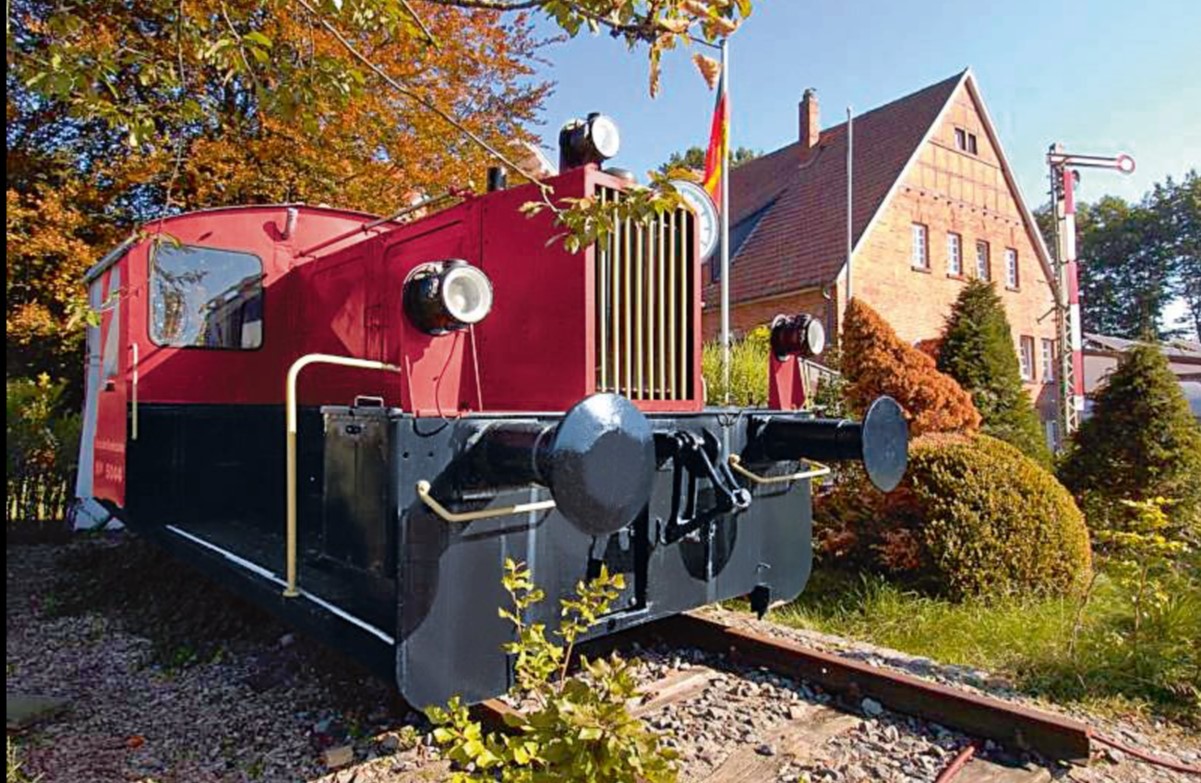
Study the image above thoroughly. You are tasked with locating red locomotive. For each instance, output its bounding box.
[74,115,907,707]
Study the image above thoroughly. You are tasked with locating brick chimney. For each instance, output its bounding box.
[799,88,820,150]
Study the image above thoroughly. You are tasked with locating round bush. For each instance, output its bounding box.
[815,434,1092,600]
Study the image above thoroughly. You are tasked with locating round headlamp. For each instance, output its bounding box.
[404,259,494,334]
[559,112,621,170]
[588,114,621,160]
[770,313,826,358]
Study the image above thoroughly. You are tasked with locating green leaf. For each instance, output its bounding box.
[243,31,273,49]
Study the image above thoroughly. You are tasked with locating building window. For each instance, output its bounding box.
[947,233,962,276]
[151,244,264,350]
[954,127,978,155]
[911,223,929,270]
[1019,336,1035,381]
[1044,418,1059,451]
[1041,338,1055,383]
[710,259,720,283]
[1005,248,1020,289]
[975,240,991,280]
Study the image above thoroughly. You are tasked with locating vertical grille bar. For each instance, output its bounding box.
[622,213,633,395]
[610,202,622,393]
[657,220,668,399]
[597,189,610,392]
[634,222,645,399]
[594,187,693,401]
[666,209,678,397]
[679,212,691,397]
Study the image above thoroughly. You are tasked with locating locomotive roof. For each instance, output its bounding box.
[84,203,393,283]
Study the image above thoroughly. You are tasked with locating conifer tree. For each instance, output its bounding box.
[937,280,1052,464]
[841,298,980,436]
[1058,344,1201,539]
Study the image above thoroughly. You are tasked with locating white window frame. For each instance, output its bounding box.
[947,233,962,276]
[911,223,929,270]
[1044,418,1059,451]
[1005,248,1019,289]
[976,240,991,280]
[1019,336,1035,381]
[1041,338,1055,383]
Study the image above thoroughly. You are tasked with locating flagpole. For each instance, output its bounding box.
[719,37,731,405]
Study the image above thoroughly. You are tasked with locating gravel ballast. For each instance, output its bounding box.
[6,536,1198,782]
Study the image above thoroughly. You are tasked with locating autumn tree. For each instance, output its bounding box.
[937,280,1051,464]
[7,1,752,385]
[840,298,980,436]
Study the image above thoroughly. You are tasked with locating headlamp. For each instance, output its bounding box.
[404,259,494,334]
[770,313,826,358]
[558,112,621,170]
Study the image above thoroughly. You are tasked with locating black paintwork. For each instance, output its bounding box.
[748,396,909,492]
[119,398,905,707]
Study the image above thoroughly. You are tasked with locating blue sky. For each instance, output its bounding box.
[532,0,1200,209]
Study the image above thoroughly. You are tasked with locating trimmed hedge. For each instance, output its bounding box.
[815,433,1092,601]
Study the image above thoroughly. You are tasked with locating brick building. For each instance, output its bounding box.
[703,69,1061,439]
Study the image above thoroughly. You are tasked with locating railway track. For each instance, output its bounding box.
[471,612,1198,783]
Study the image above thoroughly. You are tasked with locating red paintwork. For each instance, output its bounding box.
[94,259,129,505]
[768,353,808,411]
[111,169,702,433]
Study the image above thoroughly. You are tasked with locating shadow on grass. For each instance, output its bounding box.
[770,568,1200,727]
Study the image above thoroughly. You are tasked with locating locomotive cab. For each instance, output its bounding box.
[75,148,908,706]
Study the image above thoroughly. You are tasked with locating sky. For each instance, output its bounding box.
[531,0,1200,210]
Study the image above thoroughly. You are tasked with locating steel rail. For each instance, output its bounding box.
[654,614,1093,763]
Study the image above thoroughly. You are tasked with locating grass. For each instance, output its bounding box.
[772,567,1200,726]
[8,737,36,783]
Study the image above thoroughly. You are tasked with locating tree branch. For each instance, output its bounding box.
[294,0,549,193]
[421,0,658,40]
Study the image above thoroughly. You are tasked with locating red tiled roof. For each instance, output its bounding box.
[705,70,966,305]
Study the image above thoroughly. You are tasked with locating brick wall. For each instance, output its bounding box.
[848,83,1059,423]
[702,83,1061,436]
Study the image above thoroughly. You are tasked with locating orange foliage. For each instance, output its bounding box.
[840,298,980,436]
[7,2,548,382]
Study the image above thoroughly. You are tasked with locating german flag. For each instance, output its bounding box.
[702,76,728,203]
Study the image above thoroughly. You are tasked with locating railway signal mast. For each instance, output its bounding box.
[1045,145,1135,441]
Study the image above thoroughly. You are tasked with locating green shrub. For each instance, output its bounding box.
[815,433,1092,600]
[936,280,1052,465]
[427,560,677,782]
[6,374,81,524]
[1058,344,1201,543]
[700,325,770,406]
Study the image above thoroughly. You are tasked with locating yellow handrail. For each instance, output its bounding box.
[415,479,556,524]
[727,453,831,485]
[284,354,401,598]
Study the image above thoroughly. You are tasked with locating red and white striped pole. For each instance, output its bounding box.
[1059,167,1086,426]
[1046,146,1135,442]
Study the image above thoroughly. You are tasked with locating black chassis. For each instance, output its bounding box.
[121,403,815,707]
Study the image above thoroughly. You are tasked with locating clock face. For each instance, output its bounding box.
[670,180,719,262]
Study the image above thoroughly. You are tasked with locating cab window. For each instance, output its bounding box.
[150,243,264,349]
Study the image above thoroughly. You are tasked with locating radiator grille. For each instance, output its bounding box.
[594,187,695,401]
